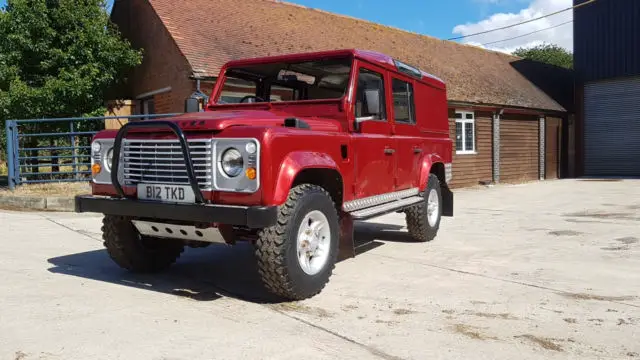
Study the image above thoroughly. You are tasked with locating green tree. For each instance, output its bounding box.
[0,0,142,173]
[513,43,573,70]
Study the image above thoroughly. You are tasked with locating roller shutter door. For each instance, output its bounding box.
[501,118,539,183]
[584,76,640,176]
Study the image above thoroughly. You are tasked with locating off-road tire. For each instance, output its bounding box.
[255,184,340,300]
[102,215,185,273]
[405,174,442,242]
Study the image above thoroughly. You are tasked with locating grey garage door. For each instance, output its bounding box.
[584,76,640,176]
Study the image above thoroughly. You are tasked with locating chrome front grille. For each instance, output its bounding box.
[122,139,213,190]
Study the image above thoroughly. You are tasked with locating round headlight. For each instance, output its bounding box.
[104,148,114,172]
[91,142,101,153]
[221,148,244,177]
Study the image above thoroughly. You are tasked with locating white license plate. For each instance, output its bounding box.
[137,184,196,204]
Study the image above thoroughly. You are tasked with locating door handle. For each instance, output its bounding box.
[413,148,423,154]
[384,148,395,155]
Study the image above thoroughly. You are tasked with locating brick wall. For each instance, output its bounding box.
[153,91,174,114]
[110,0,195,113]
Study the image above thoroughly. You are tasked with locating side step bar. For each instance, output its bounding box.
[350,196,424,220]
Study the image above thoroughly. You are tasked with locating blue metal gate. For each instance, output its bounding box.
[5,114,181,190]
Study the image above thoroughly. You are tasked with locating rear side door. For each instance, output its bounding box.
[390,75,422,190]
[351,64,395,199]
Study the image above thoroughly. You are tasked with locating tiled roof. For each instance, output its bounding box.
[146,0,567,112]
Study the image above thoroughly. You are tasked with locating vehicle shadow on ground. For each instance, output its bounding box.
[46,222,410,304]
[354,222,416,243]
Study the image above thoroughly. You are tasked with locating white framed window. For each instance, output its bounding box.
[455,111,476,154]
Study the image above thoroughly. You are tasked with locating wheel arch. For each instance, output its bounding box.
[272,151,344,210]
[419,155,454,217]
[419,154,446,191]
[429,162,446,185]
[291,168,344,211]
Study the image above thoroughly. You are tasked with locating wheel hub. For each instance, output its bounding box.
[427,189,440,227]
[296,210,331,275]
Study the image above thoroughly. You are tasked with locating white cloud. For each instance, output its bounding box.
[452,0,573,53]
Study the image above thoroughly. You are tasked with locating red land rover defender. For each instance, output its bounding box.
[76,49,454,300]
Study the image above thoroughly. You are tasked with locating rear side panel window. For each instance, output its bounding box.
[392,78,416,124]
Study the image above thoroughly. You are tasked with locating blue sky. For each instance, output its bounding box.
[0,0,574,51]
[266,0,531,40]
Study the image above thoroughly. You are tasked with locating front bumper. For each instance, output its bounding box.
[75,195,278,228]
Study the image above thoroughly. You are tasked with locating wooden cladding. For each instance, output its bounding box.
[500,116,540,183]
[448,110,493,188]
[446,110,565,188]
[545,117,562,179]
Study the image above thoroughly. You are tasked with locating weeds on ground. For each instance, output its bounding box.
[0,162,7,176]
[0,182,90,197]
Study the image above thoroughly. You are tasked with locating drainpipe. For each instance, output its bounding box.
[492,109,503,184]
[539,115,546,180]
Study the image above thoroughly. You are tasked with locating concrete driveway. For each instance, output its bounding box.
[1,179,639,360]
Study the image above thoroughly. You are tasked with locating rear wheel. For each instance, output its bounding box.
[102,215,185,273]
[255,184,339,300]
[405,174,442,242]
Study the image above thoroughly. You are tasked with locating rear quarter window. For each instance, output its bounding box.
[392,78,416,125]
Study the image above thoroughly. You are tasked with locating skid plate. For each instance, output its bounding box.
[132,220,226,244]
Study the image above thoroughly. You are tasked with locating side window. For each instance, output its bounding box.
[218,76,258,103]
[392,78,415,124]
[455,111,476,154]
[355,68,386,120]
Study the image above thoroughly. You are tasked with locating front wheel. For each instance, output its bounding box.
[255,184,339,300]
[405,174,442,242]
[102,215,185,273]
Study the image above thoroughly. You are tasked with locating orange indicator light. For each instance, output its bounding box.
[245,167,257,180]
[92,163,102,176]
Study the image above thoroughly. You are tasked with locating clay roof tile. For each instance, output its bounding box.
[147,0,566,112]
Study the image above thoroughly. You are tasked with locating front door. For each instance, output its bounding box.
[352,65,395,199]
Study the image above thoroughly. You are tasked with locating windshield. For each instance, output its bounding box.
[214,57,352,104]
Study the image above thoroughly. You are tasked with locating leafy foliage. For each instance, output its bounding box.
[0,0,142,166]
[0,0,142,119]
[512,43,573,70]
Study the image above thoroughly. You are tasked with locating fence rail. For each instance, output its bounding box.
[5,113,182,190]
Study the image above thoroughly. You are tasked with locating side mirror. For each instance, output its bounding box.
[185,97,200,113]
[364,89,381,116]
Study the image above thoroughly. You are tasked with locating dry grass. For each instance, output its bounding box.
[466,311,519,320]
[559,292,637,302]
[515,335,564,352]
[393,308,417,315]
[22,164,91,175]
[451,324,498,341]
[0,182,90,197]
[269,302,334,318]
[0,162,7,176]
